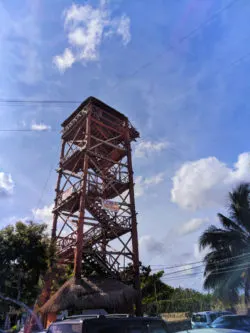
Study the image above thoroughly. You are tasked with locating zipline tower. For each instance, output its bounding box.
[51,96,141,314]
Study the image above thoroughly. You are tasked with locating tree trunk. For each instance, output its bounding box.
[244,268,250,314]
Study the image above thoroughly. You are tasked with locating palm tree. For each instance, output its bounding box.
[199,183,250,309]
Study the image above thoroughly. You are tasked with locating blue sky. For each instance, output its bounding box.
[1,0,250,290]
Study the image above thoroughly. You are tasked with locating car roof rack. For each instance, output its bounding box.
[105,314,134,318]
[62,315,101,320]
[61,314,134,321]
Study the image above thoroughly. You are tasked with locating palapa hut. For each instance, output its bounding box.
[39,276,137,327]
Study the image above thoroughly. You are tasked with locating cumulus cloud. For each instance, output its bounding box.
[171,152,250,210]
[53,48,75,72]
[135,173,164,197]
[32,204,53,231]
[0,172,14,197]
[194,242,210,262]
[135,140,169,158]
[116,15,131,45]
[139,235,165,255]
[53,1,131,72]
[31,122,51,131]
[32,204,72,236]
[179,217,209,235]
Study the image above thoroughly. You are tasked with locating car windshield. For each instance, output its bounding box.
[209,314,219,322]
[212,316,250,327]
[85,320,168,333]
[48,323,82,333]
[192,315,207,323]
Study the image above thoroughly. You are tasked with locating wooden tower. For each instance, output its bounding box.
[51,97,141,314]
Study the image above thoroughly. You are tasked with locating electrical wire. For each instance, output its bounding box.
[0,129,59,132]
[0,99,80,104]
[163,261,250,282]
[151,251,250,273]
[0,0,240,109]
[0,1,247,134]
[150,260,204,269]
[112,0,240,89]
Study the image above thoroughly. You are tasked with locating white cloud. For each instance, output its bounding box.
[0,172,14,197]
[32,204,53,231]
[0,3,43,85]
[171,152,250,210]
[181,264,194,275]
[135,140,169,158]
[31,122,51,131]
[179,217,209,235]
[53,1,131,71]
[32,204,72,236]
[135,173,164,197]
[194,242,210,262]
[53,48,75,72]
[139,235,164,255]
[116,15,131,45]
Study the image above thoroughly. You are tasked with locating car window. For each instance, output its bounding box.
[192,315,207,323]
[84,320,168,333]
[48,323,82,333]
[212,317,224,325]
[212,317,238,328]
[85,321,145,333]
[209,314,218,322]
[240,317,250,325]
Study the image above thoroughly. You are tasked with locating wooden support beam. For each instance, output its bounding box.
[92,117,124,135]
[88,151,127,167]
[62,170,82,180]
[90,135,125,151]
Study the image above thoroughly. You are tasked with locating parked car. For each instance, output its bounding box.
[191,311,232,329]
[211,315,250,331]
[47,314,168,333]
[178,329,246,333]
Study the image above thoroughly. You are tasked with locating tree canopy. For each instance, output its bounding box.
[0,221,50,306]
[199,183,250,309]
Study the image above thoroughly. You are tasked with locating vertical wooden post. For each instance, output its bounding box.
[125,122,142,316]
[52,140,66,239]
[74,113,91,280]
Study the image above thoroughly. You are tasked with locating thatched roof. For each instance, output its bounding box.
[39,276,137,314]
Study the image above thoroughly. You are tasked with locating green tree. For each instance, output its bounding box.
[0,221,50,305]
[199,183,250,309]
[140,266,174,304]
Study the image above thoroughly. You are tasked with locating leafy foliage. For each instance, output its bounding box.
[0,221,50,306]
[140,266,174,304]
[199,183,250,308]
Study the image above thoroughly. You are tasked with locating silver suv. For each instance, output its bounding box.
[47,314,169,333]
[191,311,232,329]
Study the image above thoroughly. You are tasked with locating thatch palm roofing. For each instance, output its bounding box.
[39,276,137,314]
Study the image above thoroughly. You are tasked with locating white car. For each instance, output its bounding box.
[178,329,246,333]
[191,311,232,329]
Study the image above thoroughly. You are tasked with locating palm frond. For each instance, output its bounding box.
[217,213,246,233]
[228,183,250,234]
[199,226,243,251]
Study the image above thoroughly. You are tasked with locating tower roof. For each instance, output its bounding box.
[62,96,128,127]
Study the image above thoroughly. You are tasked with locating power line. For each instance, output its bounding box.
[163,261,250,282]
[0,129,59,132]
[164,261,250,279]
[112,0,239,89]
[151,252,250,273]
[35,164,56,211]
[150,260,204,270]
[162,264,204,277]
[0,1,242,134]
[0,99,80,104]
